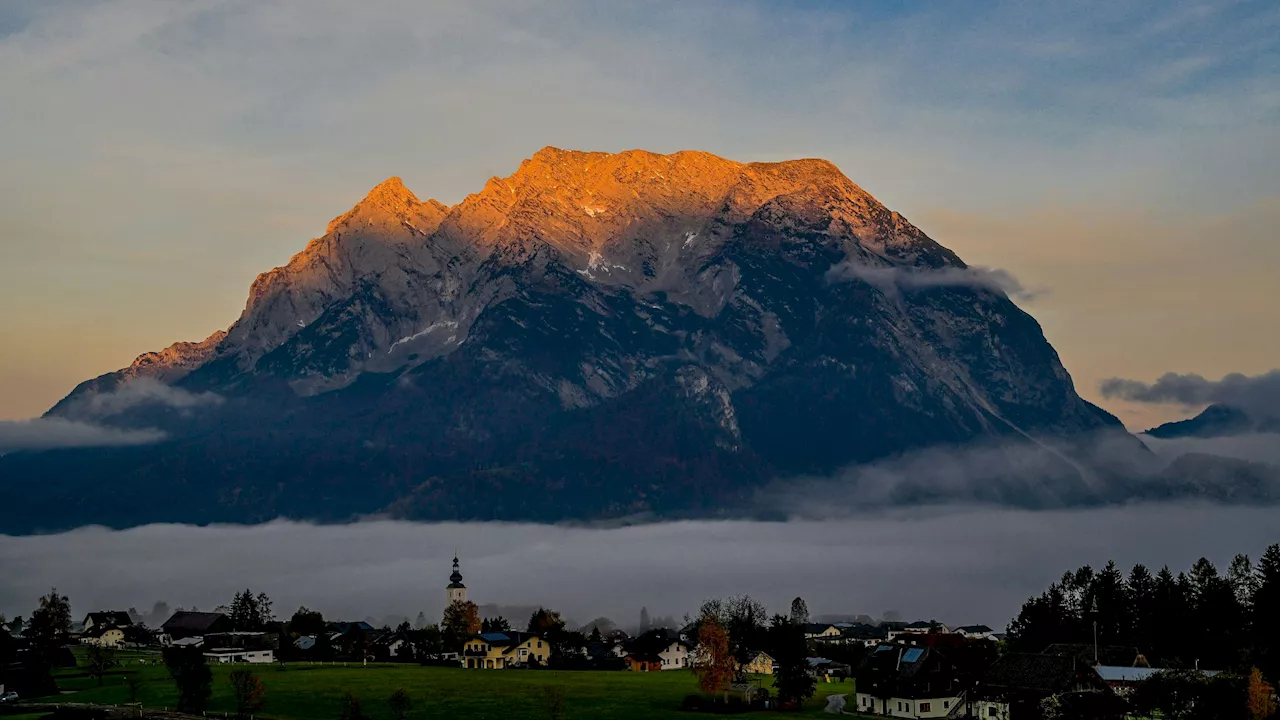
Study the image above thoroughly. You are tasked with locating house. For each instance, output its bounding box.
[81,625,125,648]
[203,632,278,651]
[808,657,852,679]
[82,612,132,633]
[623,630,690,671]
[1094,665,1219,693]
[902,620,948,635]
[853,644,969,718]
[841,623,889,647]
[203,649,275,664]
[803,623,841,640]
[461,632,549,669]
[954,625,998,641]
[973,652,1114,720]
[743,651,775,675]
[161,611,232,641]
[1040,643,1145,668]
[625,654,664,672]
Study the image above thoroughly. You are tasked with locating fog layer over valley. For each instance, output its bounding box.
[3,503,1277,631]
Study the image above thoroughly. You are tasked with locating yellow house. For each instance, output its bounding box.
[83,626,125,647]
[462,632,549,669]
[743,651,775,675]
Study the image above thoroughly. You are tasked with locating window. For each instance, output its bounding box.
[943,701,949,709]
[920,703,931,712]
[989,708,998,717]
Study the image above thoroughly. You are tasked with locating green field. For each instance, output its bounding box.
[33,661,858,720]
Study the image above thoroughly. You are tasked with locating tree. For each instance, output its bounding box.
[288,606,325,637]
[387,688,413,720]
[527,607,566,636]
[580,617,615,636]
[85,644,119,687]
[481,616,511,633]
[228,668,265,719]
[163,646,213,714]
[229,590,274,631]
[639,607,651,634]
[1247,668,1276,720]
[414,612,427,630]
[789,597,810,625]
[256,592,274,626]
[1253,545,1280,681]
[27,588,72,692]
[442,600,481,651]
[770,616,816,706]
[692,614,734,697]
[338,692,367,720]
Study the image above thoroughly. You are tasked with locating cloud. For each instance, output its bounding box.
[2,505,1277,632]
[1139,433,1280,468]
[72,378,223,419]
[825,262,1043,301]
[1099,369,1280,416]
[0,417,164,454]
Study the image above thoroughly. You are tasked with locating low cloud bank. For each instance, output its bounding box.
[1100,369,1280,417]
[68,378,223,419]
[1140,433,1280,468]
[2,505,1276,632]
[0,417,164,454]
[826,263,1042,301]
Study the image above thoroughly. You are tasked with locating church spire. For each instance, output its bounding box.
[447,553,467,605]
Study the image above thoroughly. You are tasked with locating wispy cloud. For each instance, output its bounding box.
[0,417,164,454]
[825,262,1043,301]
[66,378,223,419]
[1100,370,1280,416]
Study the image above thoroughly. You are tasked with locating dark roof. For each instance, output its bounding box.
[957,625,994,633]
[471,631,540,649]
[1042,643,1142,667]
[85,611,132,628]
[83,624,125,638]
[879,621,908,631]
[803,623,837,634]
[842,624,887,639]
[905,620,935,629]
[161,611,229,634]
[983,653,1092,692]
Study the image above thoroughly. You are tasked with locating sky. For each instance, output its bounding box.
[3,504,1278,629]
[1,0,1278,430]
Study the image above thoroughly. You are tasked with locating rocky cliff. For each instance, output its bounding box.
[8,148,1134,532]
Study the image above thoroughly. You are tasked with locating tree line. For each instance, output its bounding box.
[1006,543,1280,680]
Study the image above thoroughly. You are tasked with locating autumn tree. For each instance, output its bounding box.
[442,600,481,651]
[692,614,734,698]
[228,668,265,719]
[1247,668,1276,720]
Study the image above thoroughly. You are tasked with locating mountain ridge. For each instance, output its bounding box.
[9,147,1189,534]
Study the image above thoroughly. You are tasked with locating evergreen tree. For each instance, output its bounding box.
[1128,564,1158,657]
[414,612,427,630]
[481,616,511,633]
[1253,544,1280,681]
[639,607,651,634]
[164,646,213,714]
[770,615,816,705]
[1092,561,1129,647]
[1227,554,1259,612]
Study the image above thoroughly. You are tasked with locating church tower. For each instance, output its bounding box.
[447,555,467,605]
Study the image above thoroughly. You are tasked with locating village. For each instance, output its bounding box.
[5,550,1273,720]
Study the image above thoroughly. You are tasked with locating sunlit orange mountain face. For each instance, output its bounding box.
[4,148,1271,533]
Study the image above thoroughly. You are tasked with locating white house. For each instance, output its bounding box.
[953,624,998,641]
[203,649,275,664]
[803,624,842,640]
[82,626,125,648]
[853,693,962,718]
[658,640,689,670]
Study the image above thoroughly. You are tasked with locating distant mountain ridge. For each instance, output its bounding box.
[6,147,1258,534]
[1145,404,1280,439]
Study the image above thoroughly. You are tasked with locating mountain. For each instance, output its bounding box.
[3,147,1136,532]
[1145,404,1280,438]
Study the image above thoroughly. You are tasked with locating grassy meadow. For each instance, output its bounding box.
[29,658,859,720]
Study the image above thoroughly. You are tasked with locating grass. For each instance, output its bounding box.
[35,661,858,720]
